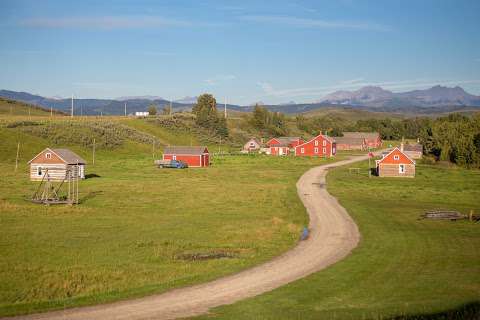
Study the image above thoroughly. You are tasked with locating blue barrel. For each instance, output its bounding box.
[300,227,309,241]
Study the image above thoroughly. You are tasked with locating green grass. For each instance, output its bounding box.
[0,120,341,317]
[194,161,480,319]
[0,98,64,116]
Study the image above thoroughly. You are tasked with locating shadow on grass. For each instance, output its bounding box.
[85,173,101,179]
[389,301,480,320]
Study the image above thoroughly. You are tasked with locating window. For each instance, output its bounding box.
[394,155,400,160]
[323,147,326,154]
[173,155,176,160]
[37,167,42,176]
[301,148,305,154]
[45,153,51,159]
[323,140,327,146]
[399,164,406,173]
[314,147,318,153]
[314,140,318,146]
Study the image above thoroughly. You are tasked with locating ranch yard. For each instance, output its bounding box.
[0,124,338,317]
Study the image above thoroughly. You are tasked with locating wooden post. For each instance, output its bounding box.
[92,138,96,165]
[470,210,474,221]
[15,142,20,172]
[368,147,371,178]
[152,140,155,160]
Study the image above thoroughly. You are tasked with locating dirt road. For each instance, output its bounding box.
[10,154,372,320]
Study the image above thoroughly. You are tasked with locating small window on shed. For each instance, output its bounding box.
[45,153,52,159]
[394,155,400,160]
[399,164,406,173]
[37,167,42,176]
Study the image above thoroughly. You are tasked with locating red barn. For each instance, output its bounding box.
[294,134,336,157]
[269,143,290,156]
[163,146,210,167]
[266,137,304,148]
[376,147,415,177]
[343,132,382,148]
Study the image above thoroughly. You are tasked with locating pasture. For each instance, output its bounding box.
[0,118,339,317]
[196,161,480,319]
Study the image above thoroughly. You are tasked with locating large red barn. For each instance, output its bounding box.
[163,146,210,167]
[294,134,336,157]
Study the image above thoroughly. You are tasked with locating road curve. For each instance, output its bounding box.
[9,154,373,320]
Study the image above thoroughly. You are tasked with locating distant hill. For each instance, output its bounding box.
[321,85,480,108]
[1,85,479,116]
[0,97,65,116]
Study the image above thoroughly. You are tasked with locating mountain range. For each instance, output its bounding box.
[0,85,479,116]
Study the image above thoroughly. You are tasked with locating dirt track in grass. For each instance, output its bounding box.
[9,153,374,320]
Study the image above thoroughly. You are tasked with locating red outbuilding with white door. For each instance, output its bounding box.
[294,134,336,157]
[163,146,210,167]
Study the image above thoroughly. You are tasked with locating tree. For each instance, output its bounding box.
[148,104,157,116]
[192,93,229,137]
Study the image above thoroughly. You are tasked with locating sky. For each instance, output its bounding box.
[1,0,479,105]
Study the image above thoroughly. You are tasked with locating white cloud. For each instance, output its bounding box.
[20,16,192,30]
[239,15,391,31]
[204,74,236,85]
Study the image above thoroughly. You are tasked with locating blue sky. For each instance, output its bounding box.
[1,0,479,104]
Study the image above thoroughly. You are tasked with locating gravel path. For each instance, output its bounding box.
[9,154,372,320]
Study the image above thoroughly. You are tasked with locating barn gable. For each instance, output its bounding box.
[28,148,86,165]
[377,147,415,165]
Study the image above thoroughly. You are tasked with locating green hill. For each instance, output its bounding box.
[0,97,65,116]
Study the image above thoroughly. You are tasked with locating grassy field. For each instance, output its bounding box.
[195,161,480,319]
[0,117,342,317]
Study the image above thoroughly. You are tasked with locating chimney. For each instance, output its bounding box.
[400,142,404,152]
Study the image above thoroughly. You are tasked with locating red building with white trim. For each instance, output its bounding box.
[163,146,210,167]
[294,134,336,157]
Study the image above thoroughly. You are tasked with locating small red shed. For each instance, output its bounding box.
[269,143,290,156]
[376,147,415,177]
[163,146,210,167]
[294,134,336,157]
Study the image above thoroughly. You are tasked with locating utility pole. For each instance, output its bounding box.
[124,102,127,117]
[92,138,96,165]
[50,107,53,117]
[71,94,74,118]
[15,142,20,172]
[170,99,172,115]
[224,97,227,119]
[368,147,372,178]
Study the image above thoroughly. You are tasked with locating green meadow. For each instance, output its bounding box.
[196,160,480,319]
[0,117,339,317]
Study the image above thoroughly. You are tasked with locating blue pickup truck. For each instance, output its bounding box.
[155,159,189,169]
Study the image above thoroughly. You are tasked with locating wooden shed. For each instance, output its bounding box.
[376,147,415,177]
[163,146,210,167]
[28,148,86,181]
[242,138,262,153]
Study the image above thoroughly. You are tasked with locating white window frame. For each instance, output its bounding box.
[322,140,327,146]
[173,155,177,160]
[37,166,42,176]
[45,153,51,159]
[399,164,406,174]
[323,147,326,154]
[394,155,400,160]
[314,147,318,153]
[314,140,318,146]
[301,148,305,154]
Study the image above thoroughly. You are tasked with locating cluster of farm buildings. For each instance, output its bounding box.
[28,132,422,182]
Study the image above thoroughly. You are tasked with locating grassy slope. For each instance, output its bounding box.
[0,98,63,116]
[195,161,480,319]
[0,118,342,316]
